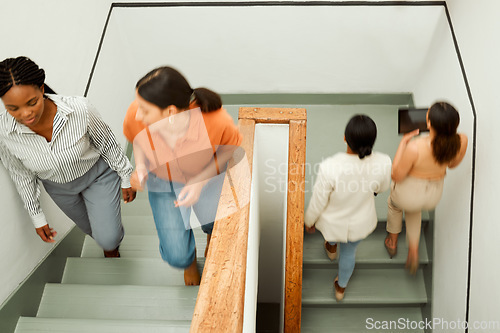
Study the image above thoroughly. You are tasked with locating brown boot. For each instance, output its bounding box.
[334,276,346,302]
[103,247,120,258]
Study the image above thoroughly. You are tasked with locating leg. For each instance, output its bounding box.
[385,194,403,257]
[148,189,199,285]
[82,166,124,252]
[404,210,422,275]
[337,240,361,288]
[193,172,225,257]
[43,189,92,236]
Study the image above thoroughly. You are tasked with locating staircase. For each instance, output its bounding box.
[301,221,431,332]
[14,192,207,333]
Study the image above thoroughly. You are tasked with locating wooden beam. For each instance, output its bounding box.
[239,107,306,123]
[190,119,255,333]
[284,119,307,332]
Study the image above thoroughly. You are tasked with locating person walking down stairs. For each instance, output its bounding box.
[305,115,391,301]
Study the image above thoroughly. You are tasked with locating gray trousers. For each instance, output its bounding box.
[42,158,124,251]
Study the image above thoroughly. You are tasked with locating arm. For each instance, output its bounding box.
[304,163,333,232]
[448,133,468,169]
[391,130,419,182]
[176,113,242,207]
[86,101,135,202]
[0,141,56,242]
[175,144,238,207]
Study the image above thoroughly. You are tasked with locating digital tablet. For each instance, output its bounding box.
[398,108,429,134]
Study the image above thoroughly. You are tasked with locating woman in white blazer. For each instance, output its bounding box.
[305,115,391,301]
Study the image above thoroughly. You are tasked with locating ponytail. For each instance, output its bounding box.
[192,87,222,112]
[428,102,461,164]
[357,146,373,159]
[432,133,461,164]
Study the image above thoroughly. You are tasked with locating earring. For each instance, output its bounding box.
[169,115,174,124]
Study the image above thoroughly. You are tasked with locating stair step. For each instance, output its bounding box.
[81,228,208,258]
[37,284,198,321]
[302,268,427,306]
[304,225,429,266]
[62,257,205,286]
[15,317,190,333]
[122,216,157,235]
[301,306,425,332]
[121,198,153,216]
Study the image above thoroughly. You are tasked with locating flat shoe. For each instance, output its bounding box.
[384,235,397,258]
[324,241,337,261]
[334,276,345,302]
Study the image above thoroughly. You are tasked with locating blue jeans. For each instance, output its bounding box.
[329,240,362,288]
[147,172,224,269]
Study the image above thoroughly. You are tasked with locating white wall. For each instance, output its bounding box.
[87,4,443,145]
[410,7,474,330]
[1,3,496,330]
[0,0,114,307]
[445,1,500,332]
[254,124,289,303]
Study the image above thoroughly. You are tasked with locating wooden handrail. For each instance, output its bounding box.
[191,107,307,332]
[190,118,255,332]
[284,119,307,332]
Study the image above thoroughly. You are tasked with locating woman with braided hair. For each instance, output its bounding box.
[384,102,468,274]
[0,56,135,257]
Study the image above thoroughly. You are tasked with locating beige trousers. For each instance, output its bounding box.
[386,176,444,247]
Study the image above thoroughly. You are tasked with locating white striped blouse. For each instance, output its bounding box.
[0,94,132,228]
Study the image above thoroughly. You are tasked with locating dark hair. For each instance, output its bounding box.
[136,66,221,112]
[428,102,461,164]
[0,56,56,97]
[344,114,377,159]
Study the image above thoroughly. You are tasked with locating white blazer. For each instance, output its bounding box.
[305,152,392,243]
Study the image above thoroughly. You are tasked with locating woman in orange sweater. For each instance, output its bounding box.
[123,66,241,285]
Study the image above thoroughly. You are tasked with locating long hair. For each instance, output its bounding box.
[0,56,55,97]
[428,102,461,164]
[136,66,221,112]
[344,114,377,159]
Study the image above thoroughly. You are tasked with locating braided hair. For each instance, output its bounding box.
[0,56,55,97]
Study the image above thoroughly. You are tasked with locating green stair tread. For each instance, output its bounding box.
[62,257,205,286]
[81,228,208,258]
[121,198,154,216]
[121,216,157,235]
[303,225,430,265]
[301,307,425,332]
[37,284,198,321]
[15,317,190,333]
[302,268,427,305]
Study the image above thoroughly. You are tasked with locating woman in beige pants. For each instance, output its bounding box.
[385,102,468,274]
